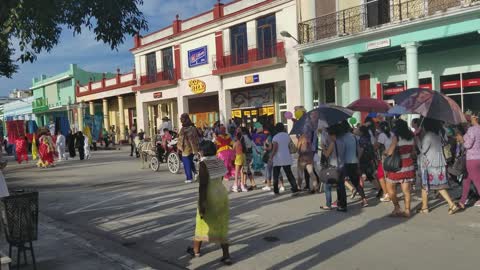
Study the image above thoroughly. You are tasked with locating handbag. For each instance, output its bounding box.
[383,147,401,172]
[262,151,270,163]
[288,138,298,154]
[448,151,467,177]
[319,142,341,185]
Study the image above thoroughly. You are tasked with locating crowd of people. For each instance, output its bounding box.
[180,110,480,264]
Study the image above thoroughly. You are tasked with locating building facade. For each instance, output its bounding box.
[131,0,301,137]
[76,69,137,143]
[31,64,114,134]
[298,0,480,119]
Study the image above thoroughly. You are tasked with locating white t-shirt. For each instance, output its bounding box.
[378,132,394,150]
[272,132,293,166]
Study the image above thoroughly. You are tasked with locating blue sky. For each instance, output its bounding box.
[0,0,219,96]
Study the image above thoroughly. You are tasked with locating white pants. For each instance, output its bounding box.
[57,146,66,160]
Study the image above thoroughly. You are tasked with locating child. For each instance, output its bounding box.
[15,136,28,164]
[162,128,172,153]
[232,131,247,192]
[187,140,231,265]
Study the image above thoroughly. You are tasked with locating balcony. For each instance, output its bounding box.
[32,98,49,113]
[76,71,137,97]
[298,0,480,44]
[212,41,286,76]
[133,69,177,92]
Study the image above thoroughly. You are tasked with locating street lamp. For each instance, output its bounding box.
[396,56,406,73]
[280,31,300,44]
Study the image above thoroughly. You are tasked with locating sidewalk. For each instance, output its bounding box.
[1,214,155,270]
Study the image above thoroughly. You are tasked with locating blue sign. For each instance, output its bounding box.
[188,46,208,67]
[253,74,259,83]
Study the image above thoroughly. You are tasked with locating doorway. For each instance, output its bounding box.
[360,74,371,122]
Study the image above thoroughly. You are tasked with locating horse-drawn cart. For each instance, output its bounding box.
[137,135,182,174]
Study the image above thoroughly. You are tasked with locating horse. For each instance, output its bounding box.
[137,140,155,169]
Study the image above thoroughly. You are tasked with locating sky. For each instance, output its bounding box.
[0,0,219,96]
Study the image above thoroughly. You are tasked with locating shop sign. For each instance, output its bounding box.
[244,111,251,117]
[232,110,242,118]
[245,74,259,84]
[366,38,391,51]
[267,107,275,116]
[251,110,257,116]
[188,79,206,94]
[153,92,162,99]
[188,46,208,67]
[441,81,461,89]
[464,78,480,87]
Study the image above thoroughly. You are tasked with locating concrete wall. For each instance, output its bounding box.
[181,33,216,79]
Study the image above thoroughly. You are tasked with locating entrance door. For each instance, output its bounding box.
[360,75,371,122]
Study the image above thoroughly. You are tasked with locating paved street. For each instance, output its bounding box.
[2,149,480,270]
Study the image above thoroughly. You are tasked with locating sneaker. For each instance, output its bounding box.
[241,185,248,192]
[474,200,480,207]
[332,201,338,208]
[185,180,193,184]
[231,186,239,193]
[279,186,285,192]
[262,186,271,191]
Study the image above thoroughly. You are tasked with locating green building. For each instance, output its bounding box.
[297,0,480,119]
[31,64,115,132]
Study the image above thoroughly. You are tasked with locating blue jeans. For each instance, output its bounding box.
[325,183,333,207]
[264,162,273,181]
[182,154,196,181]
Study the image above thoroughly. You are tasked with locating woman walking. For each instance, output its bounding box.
[241,127,256,189]
[417,118,459,214]
[269,123,299,196]
[187,140,231,265]
[459,114,480,209]
[376,122,393,202]
[56,131,67,161]
[66,129,76,158]
[296,134,319,193]
[232,131,247,192]
[178,114,200,184]
[76,131,85,160]
[215,126,235,181]
[384,119,415,217]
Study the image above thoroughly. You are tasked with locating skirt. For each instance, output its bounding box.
[194,177,229,243]
[234,154,246,166]
[422,165,449,191]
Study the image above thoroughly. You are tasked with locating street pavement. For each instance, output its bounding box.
[2,149,480,270]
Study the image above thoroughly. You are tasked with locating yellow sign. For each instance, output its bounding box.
[267,107,275,116]
[188,79,206,94]
[233,110,242,118]
[251,110,257,116]
[244,111,251,117]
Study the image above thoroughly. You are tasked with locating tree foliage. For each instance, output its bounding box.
[0,0,148,78]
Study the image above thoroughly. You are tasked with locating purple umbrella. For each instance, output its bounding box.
[390,88,466,124]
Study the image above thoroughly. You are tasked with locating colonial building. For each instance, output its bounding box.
[31,64,115,134]
[75,69,137,143]
[298,0,480,119]
[131,0,301,137]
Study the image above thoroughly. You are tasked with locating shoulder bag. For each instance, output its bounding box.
[383,146,401,172]
[288,137,298,154]
[319,142,341,185]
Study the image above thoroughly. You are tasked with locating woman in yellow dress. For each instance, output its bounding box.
[187,140,231,265]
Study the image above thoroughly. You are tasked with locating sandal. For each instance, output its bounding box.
[221,256,233,265]
[416,208,430,214]
[389,210,405,218]
[186,247,200,257]
[448,204,460,215]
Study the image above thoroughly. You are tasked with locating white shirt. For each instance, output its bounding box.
[56,134,66,147]
[272,132,293,166]
[378,132,394,150]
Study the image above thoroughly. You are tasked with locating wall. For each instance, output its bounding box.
[338,0,361,10]
[181,33,216,79]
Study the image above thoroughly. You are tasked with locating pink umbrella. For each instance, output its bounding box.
[347,97,391,113]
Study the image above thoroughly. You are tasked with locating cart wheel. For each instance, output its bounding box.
[150,156,160,172]
[167,153,181,174]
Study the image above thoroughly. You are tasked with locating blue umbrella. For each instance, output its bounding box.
[290,105,353,135]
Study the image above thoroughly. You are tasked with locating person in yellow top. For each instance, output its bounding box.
[214,126,235,181]
[177,113,200,184]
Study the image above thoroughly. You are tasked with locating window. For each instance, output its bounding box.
[162,47,174,80]
[325,78,336,104]
[257,14,277,60]
[230,23,248,65]
[366,0,390,27]
[441,72,480,112]
[146,52,157,83]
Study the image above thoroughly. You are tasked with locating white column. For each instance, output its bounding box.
[345,54,361,104]
[102,99,109,131]
[246,21,257,49]
[78,102,84,132]
[302,62,314,111]
[89,101,95,116]
[403,42,420,88]
[118,96,125,141]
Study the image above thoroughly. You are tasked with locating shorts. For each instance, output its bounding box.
[235,154,246,166]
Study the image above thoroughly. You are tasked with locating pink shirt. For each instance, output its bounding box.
[463,125,480,160]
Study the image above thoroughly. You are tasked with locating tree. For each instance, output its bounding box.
[0,0,148,78]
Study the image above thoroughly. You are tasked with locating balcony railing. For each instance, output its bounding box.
[32,98,49,113]
[213,41,286,75]
[140,69,176,85]
[76,70,137,97]
[298,0,480,44]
